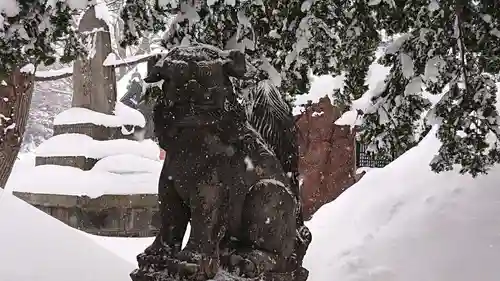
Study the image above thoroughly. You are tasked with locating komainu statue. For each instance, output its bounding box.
[130,44,311,281]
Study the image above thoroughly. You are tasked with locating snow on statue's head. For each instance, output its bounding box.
[144,45,247,126]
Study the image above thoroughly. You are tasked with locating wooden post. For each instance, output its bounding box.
[0,68,35,188]
[72,5,117,115]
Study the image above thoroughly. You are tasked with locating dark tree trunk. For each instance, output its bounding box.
[0,68,34,188]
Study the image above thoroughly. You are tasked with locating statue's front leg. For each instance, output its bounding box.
[131,170,190,281]
[176,179,228,280]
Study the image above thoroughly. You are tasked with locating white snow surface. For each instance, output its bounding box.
[0,188,134,281]
[293,73,346,116]
[304,127,500,281]
[6,164,158,197]
[104,52,166,67]
[54,101,146,127]
[92,154,163,174]
[7,120,500,281]
[335,48,391,126]
[87,224,191,264]
[295,48,390,122]
[35,134,159,160]
[20,63,35,74]
[35,65,73,78]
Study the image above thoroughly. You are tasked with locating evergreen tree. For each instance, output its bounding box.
[0,0,87,188]
[359,0,500,176]
[330,1,380,108]
[119,0,339,97]
[0,0,87,77]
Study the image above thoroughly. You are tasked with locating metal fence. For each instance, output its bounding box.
[355,142,394,168]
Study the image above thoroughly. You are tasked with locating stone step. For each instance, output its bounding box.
[35,155,98,170]
[13,191,160,237]
[53,123,141,141]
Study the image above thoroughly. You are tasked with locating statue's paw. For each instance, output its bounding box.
[226,250,278,279]
[226,253,258,278]
[175,250,219,279]
[130,268,178,281]
[175,249,203,264]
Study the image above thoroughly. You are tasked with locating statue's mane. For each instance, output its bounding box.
[241,80,301,206]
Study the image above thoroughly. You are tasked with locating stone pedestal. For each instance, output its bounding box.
[13,191,160,237]
[35,155,98,171]
[53,123,139,141]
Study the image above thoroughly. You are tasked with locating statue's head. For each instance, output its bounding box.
[144,45,247,126]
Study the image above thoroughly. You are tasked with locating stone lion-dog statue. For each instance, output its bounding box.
[130,44,311,281]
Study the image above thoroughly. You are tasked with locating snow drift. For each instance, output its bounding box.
[304,127,500,281]
[83,126,500,281]
[0,188,134,281]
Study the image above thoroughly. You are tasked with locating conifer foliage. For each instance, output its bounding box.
[119,0,338,97]
[359,0,500,176]
[0,0,88,77]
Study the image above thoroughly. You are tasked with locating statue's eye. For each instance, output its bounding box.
[198,64,212,78]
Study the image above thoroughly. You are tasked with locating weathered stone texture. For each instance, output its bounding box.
[13,191,159,237]
[296,96,357,220]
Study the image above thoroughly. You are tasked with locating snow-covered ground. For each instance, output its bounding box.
[305,127,500,281]
[6,126,500,281]
[0,188,134,281]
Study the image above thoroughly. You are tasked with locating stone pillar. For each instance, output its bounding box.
[72,5,117,115]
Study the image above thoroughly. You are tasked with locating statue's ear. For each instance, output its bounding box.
[143,71,162,83]
[144,54,164,83]
[223,50,247,78]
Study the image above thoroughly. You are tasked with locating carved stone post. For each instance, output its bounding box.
[72,5,117,115]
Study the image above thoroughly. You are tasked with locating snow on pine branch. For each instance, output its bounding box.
[103,50,167,67]
[0,0,92,76]
[35,66,74,81]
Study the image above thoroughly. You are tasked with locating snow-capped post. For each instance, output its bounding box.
[72,4,117,115]
[0,67,35,189]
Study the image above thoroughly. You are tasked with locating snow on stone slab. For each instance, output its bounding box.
[292,73,345,116]
[114,100,147,128]
[295,47,390,121]
[20,63,35,74]
[54,101,146,128]
[304,126,500,281]
[92,154,163,175]
[35,134,160,161]
[0,189,134,281]
[7,164,158,197]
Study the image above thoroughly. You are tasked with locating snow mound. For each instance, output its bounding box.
[35,134,159,161]
[0,189,134,281]
[54,101,146,127]
[92,154,163,174]
[304,127,500,281]
[7,164,158,197]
